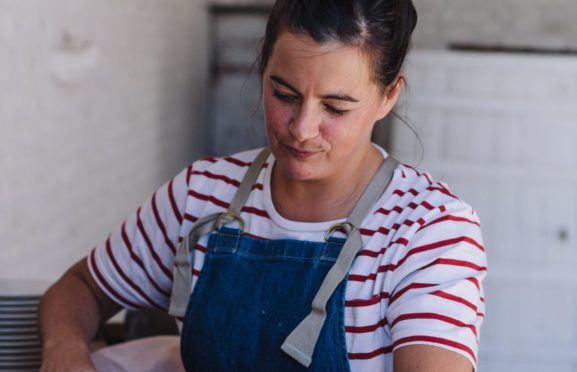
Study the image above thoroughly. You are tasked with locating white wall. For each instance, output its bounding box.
[0,0,209,281]
[209,0,577,50]
[413,0,577,50]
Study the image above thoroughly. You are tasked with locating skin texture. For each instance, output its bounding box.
[39,30,473,372]
[394,344,473,372]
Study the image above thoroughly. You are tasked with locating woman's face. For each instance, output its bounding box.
[263,31,401,184]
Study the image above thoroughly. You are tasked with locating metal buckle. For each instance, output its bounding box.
[324,222,355,241]
[217,210,245,233]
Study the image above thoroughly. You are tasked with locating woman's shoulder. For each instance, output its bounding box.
[191,148,264,173]
[185,148,266,188]
[372,160,482,239]
[373,145,474,218]
[391,162,477,215]
[370,161,486,292]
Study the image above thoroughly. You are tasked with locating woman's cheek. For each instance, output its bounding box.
[329,112,372,140]
[265,101,293,134]
[321,115,351,140]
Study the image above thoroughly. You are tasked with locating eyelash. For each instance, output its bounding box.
[272,90,349,117]
[272,90,299,104]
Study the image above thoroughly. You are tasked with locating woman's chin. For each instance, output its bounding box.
[275,159,317,182]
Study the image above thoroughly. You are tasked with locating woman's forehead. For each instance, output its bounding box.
[267,32,376,93]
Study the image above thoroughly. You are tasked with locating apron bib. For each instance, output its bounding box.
[180,228,350,371]
[169,148,398,371]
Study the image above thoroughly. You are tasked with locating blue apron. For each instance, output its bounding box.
[180,227,350,371]
[168,148,398,371]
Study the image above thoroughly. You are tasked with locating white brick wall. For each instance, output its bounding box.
[392,50,577,371]
[0,0,209,281]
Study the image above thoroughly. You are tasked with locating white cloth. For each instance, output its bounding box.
[91,336,184,372]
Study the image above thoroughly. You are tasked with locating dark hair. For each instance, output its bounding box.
[257,0,418,90]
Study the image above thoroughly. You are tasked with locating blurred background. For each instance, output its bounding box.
[1,0,577,370]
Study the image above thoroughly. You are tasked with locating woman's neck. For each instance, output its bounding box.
[270,147,383,222]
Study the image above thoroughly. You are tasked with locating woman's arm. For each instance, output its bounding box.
[38,257,121,372]
[394,344,473,372]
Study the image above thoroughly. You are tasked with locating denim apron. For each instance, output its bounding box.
[168,148,398,371]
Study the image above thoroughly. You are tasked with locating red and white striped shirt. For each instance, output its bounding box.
[89,146,487,371]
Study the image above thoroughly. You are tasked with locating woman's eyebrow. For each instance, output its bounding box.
[270,75,300,95]
[270,75,359,103]
[320,93,358,103]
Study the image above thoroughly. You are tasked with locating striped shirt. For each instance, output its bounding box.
[89,146,487,371]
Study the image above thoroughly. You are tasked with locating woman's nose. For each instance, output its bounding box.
[289,104,320,142]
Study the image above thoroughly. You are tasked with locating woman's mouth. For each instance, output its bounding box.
[285,144,318,159]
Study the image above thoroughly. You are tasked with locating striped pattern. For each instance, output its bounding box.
[88,147,487,371]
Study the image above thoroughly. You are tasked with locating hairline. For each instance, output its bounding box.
[262,25,391,93]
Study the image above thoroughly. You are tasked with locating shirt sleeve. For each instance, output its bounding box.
[87,165,192,311]
[386,197,487,368]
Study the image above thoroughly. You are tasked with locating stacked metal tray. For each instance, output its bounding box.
[0,280,49,371]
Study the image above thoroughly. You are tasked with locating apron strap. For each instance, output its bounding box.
[227,148,271,215]
[281,155,399,367]
[168,148,271,317]
[168,212,222,317]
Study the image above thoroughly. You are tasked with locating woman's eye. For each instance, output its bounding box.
[324,105,349,116]
[273,90,299,103]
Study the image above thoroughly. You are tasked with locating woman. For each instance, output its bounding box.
[39,0,487,371]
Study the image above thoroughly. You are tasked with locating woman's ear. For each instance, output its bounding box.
[376,75,404,121]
